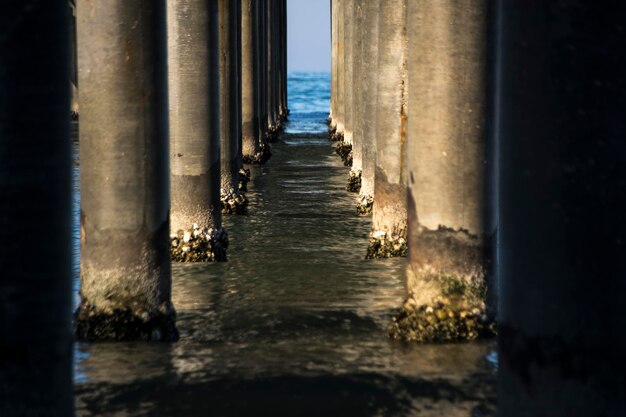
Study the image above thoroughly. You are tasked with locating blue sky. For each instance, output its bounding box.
[287,0,331,72]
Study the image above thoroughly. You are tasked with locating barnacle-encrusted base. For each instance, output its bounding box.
[347,170,362,193]
[356,194,374,215]
[221,189,249,215]
[239,168,251,192]
[335,141,353,167]
[366,229,407,259]
[170,225,228,262]
[243,144,272,165]
[389,282,495,343]
[75,301,179,342]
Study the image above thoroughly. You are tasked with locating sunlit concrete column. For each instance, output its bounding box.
[242,0,263,164]
[336,0,354,165]
[356,0,379,215]
[167,0,228,262]
[76,0,178,340]
[235,0,250,192]
[347,0,364,193]
[0,2,73,414]
[220,0,248,215]
[329,0,338,131]
[367,0,408,259]
[497,2,626,416]
[332,0,345,141]
[389,0,493,343]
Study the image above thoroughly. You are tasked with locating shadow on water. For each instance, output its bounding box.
[74,72,496,416]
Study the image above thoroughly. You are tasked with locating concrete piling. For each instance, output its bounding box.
[76,0,179,340]
[167,0,228,262]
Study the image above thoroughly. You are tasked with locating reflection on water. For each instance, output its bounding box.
[74,72,496,416]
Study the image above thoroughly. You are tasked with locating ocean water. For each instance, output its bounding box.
[73,72,496,416]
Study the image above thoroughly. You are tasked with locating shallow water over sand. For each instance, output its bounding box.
[73,72,496,416]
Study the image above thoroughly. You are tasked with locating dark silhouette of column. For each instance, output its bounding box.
[0,1,73,414]
[497,2,626,415]
[76,0,178,340]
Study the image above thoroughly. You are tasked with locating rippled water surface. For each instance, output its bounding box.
[74,72,496,416]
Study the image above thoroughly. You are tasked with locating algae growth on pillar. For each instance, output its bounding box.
[367,0,408,259]
[167,0,228,262]
[75,0,178,341]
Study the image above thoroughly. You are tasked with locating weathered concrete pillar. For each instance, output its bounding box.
[255,0,271,161]
[76,0,178,340]
[329,0,338,130]
[241,0,263,165]
[389,0,494,343]
[258,0,268,142]
[356,0,379,215]
[497,2,626,415]
[335,0,354,165]
[332,0,345,141]
[367,0,408,259]
[219,0,248,215]
[167,0,228,262]
[266,0,278,141]
[235,0,250,192]
[281,0,288,118]
[0,2,73,414]
[347,0,364,193]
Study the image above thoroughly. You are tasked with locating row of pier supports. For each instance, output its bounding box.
[1,1,286,413]
[329,0,626,415]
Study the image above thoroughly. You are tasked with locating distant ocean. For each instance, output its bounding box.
[285,71,330,135]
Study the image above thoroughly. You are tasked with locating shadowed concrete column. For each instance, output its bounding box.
[389,0,494,343]
[69,2,79,119]
[281,0,288,118]
[347,0,364,193]
[76,0,178,340]
[356,0,379,215]
[167,0,228,262]
[329,0,338,131]
[331,0,345,141]
[367,0,408,259]
[266,0,278,141]
[497,2,626,415]
[258,0,269,145]
[254,0,272,162]
[220,0,248,215]
[335,0,354,165]
[0,1,73,414]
